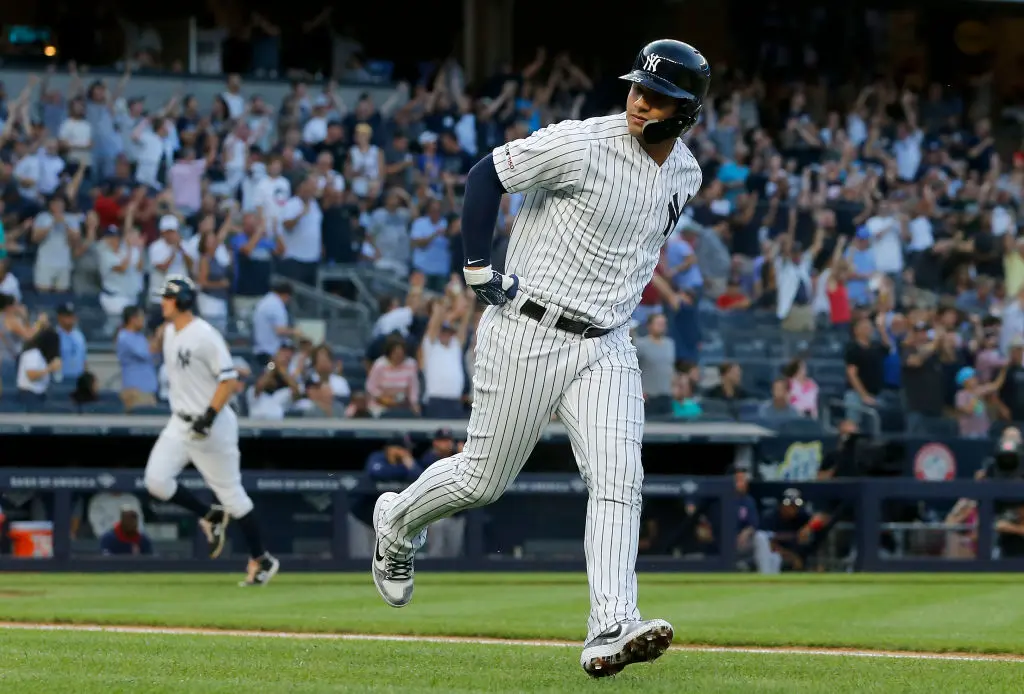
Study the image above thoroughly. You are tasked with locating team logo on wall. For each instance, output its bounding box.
[913,443,956,481]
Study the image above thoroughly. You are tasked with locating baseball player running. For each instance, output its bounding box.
[372,39,709,676]
[144,275,280,586]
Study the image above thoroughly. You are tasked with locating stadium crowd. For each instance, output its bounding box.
[0,45,1023,439]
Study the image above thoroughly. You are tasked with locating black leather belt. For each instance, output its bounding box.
[176,412,197,423]
[519,299,612,339]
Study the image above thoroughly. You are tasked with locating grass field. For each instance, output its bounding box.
[0,572,1022,692]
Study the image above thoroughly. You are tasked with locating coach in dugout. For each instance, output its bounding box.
[99,508,153,556]
[347,434,423,558]
[419,431,467,558]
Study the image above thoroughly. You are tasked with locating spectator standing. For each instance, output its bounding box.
[419,297,471,419]
[366,188,412,277]
[59,98,93,171]
[146,215,188,320]
[31,194,81,293]
[253,155,292,237]
[635,314,676,416]
[844,229,876,307]
[54,302,87,382]
[0,294,43,368]
[774,231,823,332]
[955,366,1006,439]
[251,282,296,366]
[16,328,62,408]
[409,198,450,292]
[168,144,215,217]
[366,336,420,416]
[844,315,891,423]
[97,226,144,324]
[116,307,159,411]
[346,123,384,199]
[195,230,232,333]
[278,176,323,286]
[996,338,1024,422]
[231,211,283,318]
[900,322,947,434]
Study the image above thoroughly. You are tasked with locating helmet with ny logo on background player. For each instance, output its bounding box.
[160,274,197,312]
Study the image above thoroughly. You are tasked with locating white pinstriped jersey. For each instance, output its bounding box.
[162,317,239,415]
[491,113,703,328]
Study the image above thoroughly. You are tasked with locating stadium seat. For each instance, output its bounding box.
[699,398,735,419]
[0,400,25,413]
[773,418,825,437]
[41,400,79,414]
[128,404,172,416]
[78,401,125,415]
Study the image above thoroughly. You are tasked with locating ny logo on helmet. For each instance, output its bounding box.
[644,54,664,72]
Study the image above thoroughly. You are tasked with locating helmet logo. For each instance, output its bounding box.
[644,54,664,72]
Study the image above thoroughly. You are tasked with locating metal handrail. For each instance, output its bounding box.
[822,396,882,436]
[270,273,372,352]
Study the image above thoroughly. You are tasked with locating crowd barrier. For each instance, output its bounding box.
[1,468,1023,573]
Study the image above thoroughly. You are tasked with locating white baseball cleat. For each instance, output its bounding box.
[371,492,415,608]
[580,619,674,678]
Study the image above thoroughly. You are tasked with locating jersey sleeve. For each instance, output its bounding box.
[202,327,240,383]
[492,120,590,194]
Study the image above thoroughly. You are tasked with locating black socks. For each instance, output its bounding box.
[237,511,267,560]
[169,487,212,518]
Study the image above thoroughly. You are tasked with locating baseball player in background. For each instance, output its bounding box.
[371,39,710,676]
[144,275,280,586]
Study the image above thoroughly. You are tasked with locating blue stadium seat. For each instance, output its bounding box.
[129,404,172,416]
[78,401,125,415]
[732,340,768,359]
[774,418,825,437]
[0,400,25,413]
[736,399,763,420]
[8,260,33,287]
[41,400,79,414]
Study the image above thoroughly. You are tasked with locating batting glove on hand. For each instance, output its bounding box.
[189,407,218,441]
[464,265,519,306]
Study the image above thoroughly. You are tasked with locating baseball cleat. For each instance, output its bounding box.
[198,505,229,559]
[580,619,674,678]
[239,553,280,587]
[372,492,415,608]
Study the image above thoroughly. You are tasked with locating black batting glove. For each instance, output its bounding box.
[190,407,218,440]
[464,265,519,306]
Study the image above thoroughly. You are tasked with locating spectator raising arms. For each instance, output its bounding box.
[419,294,472,419]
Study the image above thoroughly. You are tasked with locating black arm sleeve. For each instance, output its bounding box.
[461,155,508,268]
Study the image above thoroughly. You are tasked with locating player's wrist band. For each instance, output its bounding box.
[203,406,219,421]
[463,265,493,285]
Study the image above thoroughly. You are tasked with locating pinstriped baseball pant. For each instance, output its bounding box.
[378,301,645,641]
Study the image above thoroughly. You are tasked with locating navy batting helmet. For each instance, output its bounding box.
[620,39,711,144]
[160,274,197,312]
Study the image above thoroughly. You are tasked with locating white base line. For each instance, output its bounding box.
[0,623,1020,664]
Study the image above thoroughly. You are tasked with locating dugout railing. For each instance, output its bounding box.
[1,470,1024,573]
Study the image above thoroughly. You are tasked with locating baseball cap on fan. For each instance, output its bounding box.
[159,215,180,233]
